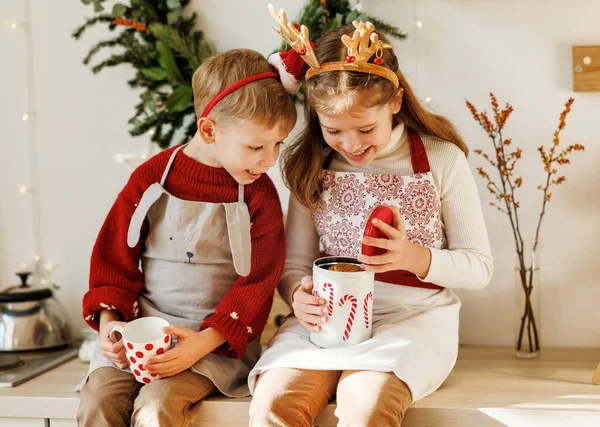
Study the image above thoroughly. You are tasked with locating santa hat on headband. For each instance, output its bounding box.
[268,44,314,94]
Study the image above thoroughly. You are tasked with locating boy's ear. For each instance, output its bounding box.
[391,88,404,114]
[197,117,216,143]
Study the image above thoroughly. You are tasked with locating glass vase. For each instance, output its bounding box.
[514,239,541,358]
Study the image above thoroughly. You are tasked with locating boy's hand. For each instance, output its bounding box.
[145,325,220,379]
[99,319,128,369]
[292,276,329,333]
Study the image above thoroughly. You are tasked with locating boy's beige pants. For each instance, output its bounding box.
[77,366,216,427]
[249,368,412,426]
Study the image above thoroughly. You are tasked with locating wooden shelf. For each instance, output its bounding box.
[0,346,599,426]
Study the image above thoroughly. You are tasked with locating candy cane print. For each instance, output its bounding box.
[312,290,319,298]
[338,294,357,341]
[323,283,334,316]
[363,292,373,329]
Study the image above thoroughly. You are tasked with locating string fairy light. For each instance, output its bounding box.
[413,0,432,104]
[13,0,52,286]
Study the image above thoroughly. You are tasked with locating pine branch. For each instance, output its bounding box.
[125,40,157,68]
[75,0,406,147]
[280,0,406,49]
[130,113,160,137]
[83,31,131,65]
[367,17,407,40]
[130,0,160,22]
[177,11,198,34]
[91,53,131,73]
[72,14,114,39]
[158,127,176,148]
[150,23,216,73]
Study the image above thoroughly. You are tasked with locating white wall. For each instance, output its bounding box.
[0,0,598,348]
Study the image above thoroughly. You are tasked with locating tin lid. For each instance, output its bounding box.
[361,205,394,256]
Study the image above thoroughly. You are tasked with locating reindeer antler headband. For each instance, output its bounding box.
[268,4,400,89]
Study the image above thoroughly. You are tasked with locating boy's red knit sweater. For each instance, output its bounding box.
[82,145,286,359]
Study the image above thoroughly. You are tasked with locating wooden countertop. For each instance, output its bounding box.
[1,347,599,426]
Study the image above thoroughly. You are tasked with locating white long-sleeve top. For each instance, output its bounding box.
[278,124,494,306]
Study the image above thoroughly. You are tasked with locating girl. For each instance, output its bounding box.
[249,14,494,427]
[77,48,297,427]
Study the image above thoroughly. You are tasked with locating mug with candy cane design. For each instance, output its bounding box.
[310,257,375,348]
[309,206,393,347]
[109,316,173,384]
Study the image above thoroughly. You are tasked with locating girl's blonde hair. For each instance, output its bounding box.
[192,48,296,132]
[282,26,468,209]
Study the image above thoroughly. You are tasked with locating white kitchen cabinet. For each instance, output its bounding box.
[0,419,45,427]
[48,419,77,427]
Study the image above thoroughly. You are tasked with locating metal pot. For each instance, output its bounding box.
[0,272,73,351]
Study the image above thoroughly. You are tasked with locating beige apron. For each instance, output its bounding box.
[78,145,261,397]
[249,130,461,402]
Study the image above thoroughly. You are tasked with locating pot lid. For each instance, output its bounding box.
[361,205,394,257]
[0,272,53,303]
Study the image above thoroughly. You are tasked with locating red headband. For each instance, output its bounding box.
[200,71,279,118]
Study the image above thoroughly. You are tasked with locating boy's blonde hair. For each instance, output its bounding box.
[192,48,296,133]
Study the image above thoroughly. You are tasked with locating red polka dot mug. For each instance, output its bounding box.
[109,316,172,384]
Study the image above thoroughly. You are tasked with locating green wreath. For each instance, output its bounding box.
[73,0,406,149]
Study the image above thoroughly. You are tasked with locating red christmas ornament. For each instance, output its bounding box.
[361,206,394,256]
[293,23,301,31]
[374,57,384,65]
[298,47,307,55]
[346,55,356,63]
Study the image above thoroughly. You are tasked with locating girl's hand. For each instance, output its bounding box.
[99,319,128,369]
[145,325,213,379]
[357,205,431,277]
[292,276,329,333]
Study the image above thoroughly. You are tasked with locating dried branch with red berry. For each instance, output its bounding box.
[466,94,584,354]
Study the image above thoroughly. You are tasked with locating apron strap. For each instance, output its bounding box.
[223,202,252,277]
[160,145,186,186]
[407,129,431,174]
[238,183,245,203]
[222,184,250,277]
[127,183,166,248]
[374,270,443,290]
